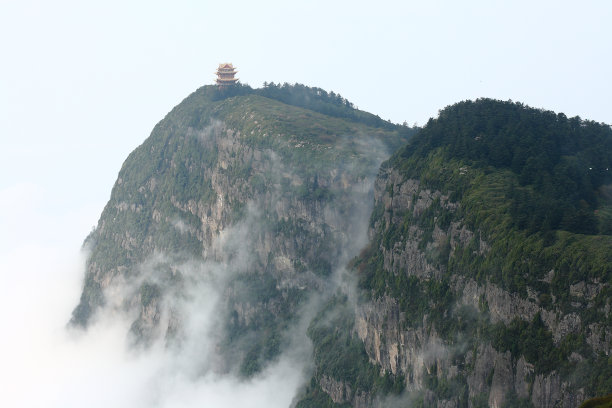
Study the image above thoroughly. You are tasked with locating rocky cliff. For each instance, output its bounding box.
[303,99,611,408]
[352,167,605,408]
[71,91,612,407]
[70,84,412,376]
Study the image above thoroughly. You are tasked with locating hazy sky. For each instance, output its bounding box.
[1,0,611,219]
[0,1,611,406]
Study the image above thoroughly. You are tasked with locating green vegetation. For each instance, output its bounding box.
[369,99,612,302]
[256,82,401,131]
[296,382,350,408]
[211,93,410,179]
[489,313,561,373]
[580,394,612,408]
[72,81,417,386]
[139,282,161,307]
[423,366,469,405]
[570,353,612,398]
[72,83,412,327]
[212,81,413,134]
[394,98,612,235]
[74,87,612,406]
[348,99,612,404]
[297,295,404,406]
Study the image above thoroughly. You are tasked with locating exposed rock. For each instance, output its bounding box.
[320,375,353,404]
[514,356,533,399]
[570,281,605,300]
[488,350,513,408]
[587,323,612,355]
[352,166,608,408]
[437,398,458,408]
[531,372,561,408]
[467,344,496,399]
[72,90,612,408]
[554,313,582,343]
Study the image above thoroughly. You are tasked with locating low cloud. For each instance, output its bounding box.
[0,125,398,407]
[0,243,305,408]
[0,195,306,408]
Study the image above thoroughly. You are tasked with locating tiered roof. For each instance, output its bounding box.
[216,63,238,85]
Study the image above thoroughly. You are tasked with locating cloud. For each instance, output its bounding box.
[0,181,306,408]
[0,242,305,408]
[0,121,397,408]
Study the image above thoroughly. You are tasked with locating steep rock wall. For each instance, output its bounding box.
[349,167,609,408]
[71,89,405,376]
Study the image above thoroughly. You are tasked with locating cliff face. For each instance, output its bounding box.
[311,99,612,408]
[353,167,606,408]
[71,92,612,407]
[71,85,411,375]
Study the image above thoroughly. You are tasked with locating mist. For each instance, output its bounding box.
[0,244,306,408]
[0,184,308,408]
[0,114,395,408]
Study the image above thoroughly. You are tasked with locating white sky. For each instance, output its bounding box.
[1,0,611,219]
[0,1,611,406]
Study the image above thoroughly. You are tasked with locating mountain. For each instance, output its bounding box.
[303,99,612,408]
[71,88,611,407]
[70,83,414,376]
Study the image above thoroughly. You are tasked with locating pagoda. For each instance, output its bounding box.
[216,63,238,87]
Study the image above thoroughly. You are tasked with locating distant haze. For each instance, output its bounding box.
[2,1,611,209]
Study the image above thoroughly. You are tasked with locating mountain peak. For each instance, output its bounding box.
[70,89,612,407]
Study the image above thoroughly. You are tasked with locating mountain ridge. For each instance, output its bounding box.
[325,98,612,408]
[70,84,412,380]
[70,88,611,407]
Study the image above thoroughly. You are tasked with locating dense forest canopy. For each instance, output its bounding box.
[393,98,612,235]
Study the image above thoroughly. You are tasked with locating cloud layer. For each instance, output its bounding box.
[0,245,306,408]
[0,182,305,408]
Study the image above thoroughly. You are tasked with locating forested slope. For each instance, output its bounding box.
[300,99,612,408]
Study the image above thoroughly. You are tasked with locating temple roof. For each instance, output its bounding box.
[215,63,238,85]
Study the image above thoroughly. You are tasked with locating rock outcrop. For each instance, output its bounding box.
[70,85,410,376]
[71,93,612,408]
[350,165,611,407]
